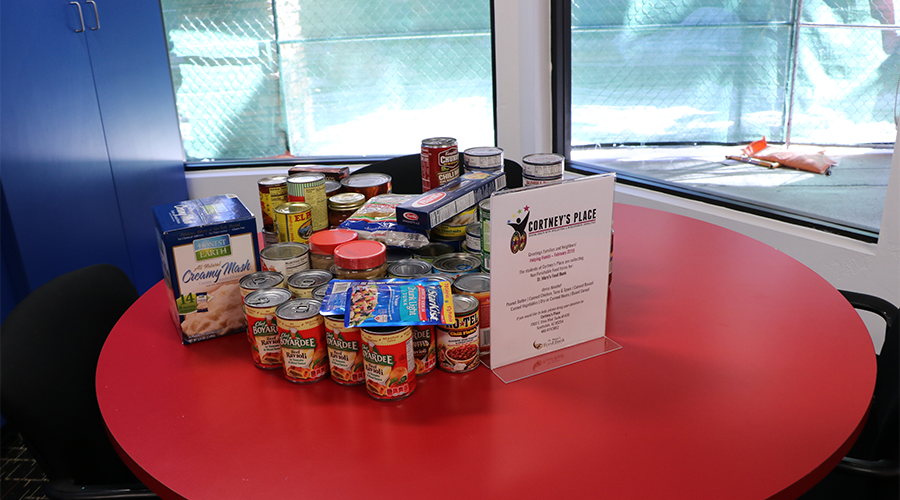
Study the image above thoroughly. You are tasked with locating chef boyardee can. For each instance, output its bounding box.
[463,147,504,173]
[432,252,481,280]
[452,273,491,356]
[287,269,333,299]
[437,294,480,373]
[276,298,328,384]
[244,287,293,370]
[274,202,313,244]
[479,198,491,271]
[258,175,288,233]
[287,173,328,232]
[260,242,309,279]
[360,326,417,401]
[522,153,564,185]
[240,271,286,297]
[388,259,433,279]
[324,315,365,386]
[421,137,459,191]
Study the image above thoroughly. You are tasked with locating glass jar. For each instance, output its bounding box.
[333,240,388,280]
[308,229,358,270]
[327,192,366,229]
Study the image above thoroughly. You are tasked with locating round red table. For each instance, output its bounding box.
[97,203,876,499]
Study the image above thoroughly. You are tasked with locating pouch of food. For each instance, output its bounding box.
[319,279,455,328]
[337,194,429,248]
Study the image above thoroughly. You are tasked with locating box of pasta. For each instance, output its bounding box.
[153,194,260,344]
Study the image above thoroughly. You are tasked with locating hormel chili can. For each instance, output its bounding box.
[421,137,460,191]
[244,287,293,369]
[276,298,328,383]
[324,315,365,386]
[360,325,417,401]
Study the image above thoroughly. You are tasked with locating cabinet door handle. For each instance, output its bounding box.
[86,0,100,30]
[69,2,85,33]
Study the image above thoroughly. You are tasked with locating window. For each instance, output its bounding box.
[160,0,495,162]
[557,0,897,240]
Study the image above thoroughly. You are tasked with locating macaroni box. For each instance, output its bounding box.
[395,171,506,231]
[153,194,261,344]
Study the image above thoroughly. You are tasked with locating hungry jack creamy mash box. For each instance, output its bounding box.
[153,194,260,344]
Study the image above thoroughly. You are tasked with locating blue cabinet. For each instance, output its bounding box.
[1,0,187,318]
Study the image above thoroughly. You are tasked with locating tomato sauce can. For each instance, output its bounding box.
[421,137,459,191]
[240,271,286,297]
[274,202,313,244]
[452,273,491,356]
[287,173,328,232]
[276,298,328,384]
[360,325,417,401]
[257,175,288,233]
[323,315,365,385]
[287,269,333,299]
[244,287,293,369]
[339,173,392,201]
[437,294,480,373]
[260,242,310,279]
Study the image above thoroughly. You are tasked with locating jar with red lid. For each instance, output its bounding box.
[333,240,388,280]
[308,229,359,270]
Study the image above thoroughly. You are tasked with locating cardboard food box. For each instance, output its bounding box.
[395,171,506,231]
[153,194,261,344]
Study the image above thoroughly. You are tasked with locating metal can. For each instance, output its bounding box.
[463,147,504,173]
[274,202,313,244]
[360,325,417,401]
[437,294,480,373]
[323,315,365,386]
[412,324,437,375]
[432,252,482,280]
[257,175,288,233]
[287,173,328,232]
[452,273,491,356]
[240,271,286,297]
[421,137,459,191]
[312,283,329,301]
[340,173,392,200]
[260,242,310,279]
[429,233,465,252]
[411,242,454,262]
[522,153,564,185]
[324,179,342,197]
[276,298,328,384]
[262,230,279,248]
[479,198,491,271]
[431,205,478,239]
[387,259,433,279]
[465,222,481,254]
[244,287,293,369]
[287,269,333,299]
[385,246,414,263]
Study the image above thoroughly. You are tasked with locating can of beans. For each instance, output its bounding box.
[463,147,504,173]
[465,222,481,254]
[522,153,564,185]
[240,271,286,297]
[287,269,333,299]
[437,294,480,373]
[276,298,328,384]
[412,324,437,375]
[387,259,433,279]
[432,252,482,280]
[323,315,365,386]
[340,173,392,201]
[360,326,417,401]
[452,273,491,356]
[421,137,459,191]
[244,287,293,369]
[287,173,328,232]
[260,242,310,279]
[274,202,313,244]
[257,175,288,233]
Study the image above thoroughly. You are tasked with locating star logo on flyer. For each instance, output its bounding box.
[507,205,530,254]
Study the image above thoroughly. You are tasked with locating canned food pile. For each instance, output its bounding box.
[241,140,567,400]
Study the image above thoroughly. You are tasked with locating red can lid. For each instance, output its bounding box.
[333,240,387,270]
[308,229,358,255]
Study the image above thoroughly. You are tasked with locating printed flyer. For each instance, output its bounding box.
[489,174,618,381]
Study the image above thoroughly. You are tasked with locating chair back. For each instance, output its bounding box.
[355,153,523,194]
[1,264,140,486]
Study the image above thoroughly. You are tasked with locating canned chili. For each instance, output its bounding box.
[360,325,417,401]
[437,294,480,373]
[244,288,293,369]
[324,315,365,386]
[421,137,459,191]
[276,298,328,383]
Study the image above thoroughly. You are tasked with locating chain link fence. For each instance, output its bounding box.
[571,0,899,148]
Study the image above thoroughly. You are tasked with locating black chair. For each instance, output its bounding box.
[801,290,898,500]
[355,153,523,194]
[0,264,158,499]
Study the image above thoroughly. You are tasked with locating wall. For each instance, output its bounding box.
[187,0,899,351]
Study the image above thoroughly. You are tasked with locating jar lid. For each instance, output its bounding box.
[308,229,358,255]
[334,240,387,270]
[328,192,366,210]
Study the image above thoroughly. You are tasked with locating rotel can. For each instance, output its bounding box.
[452,273,491,356]
[360,325,417,401]
[276,298,328,383]
[437,294,480,373]
[421,137,459,192]
[244,287,293,369]
[274,202,313,244]
[324,315,365,386]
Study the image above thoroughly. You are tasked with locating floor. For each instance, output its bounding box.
[0,430,48,500]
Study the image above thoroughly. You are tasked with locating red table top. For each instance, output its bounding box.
[97,203,876,500]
